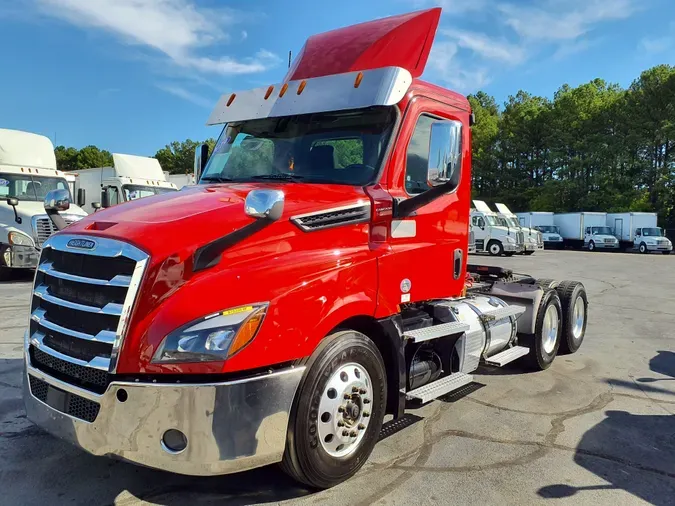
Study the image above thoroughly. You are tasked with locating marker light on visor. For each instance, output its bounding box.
[153,304,268,363]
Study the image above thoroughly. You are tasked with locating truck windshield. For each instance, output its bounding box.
[591,227,613,235]
[536,226,559,234]
[485,215,498,226]
[506,217,520,228]
[496,217,508,226]
[122,184,176,201]
[641,228,663,237]
[201,106,397,186]
[0,173,71,202]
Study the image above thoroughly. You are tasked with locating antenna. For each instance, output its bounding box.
[288,51,292,69]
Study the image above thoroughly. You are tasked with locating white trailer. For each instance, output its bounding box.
[167,173,196,189]
[554,212,619,251]
[0,129,86,279]
[73,153,178,213]
[494,203,543,254]
[515,212,563,249]
[607,212,672,253]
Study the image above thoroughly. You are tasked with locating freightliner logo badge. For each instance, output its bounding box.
[67,238,96,250]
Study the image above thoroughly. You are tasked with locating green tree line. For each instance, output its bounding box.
[53,64,674,228]
[469,64,675,229]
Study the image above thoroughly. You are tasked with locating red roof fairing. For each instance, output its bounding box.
[284,8,441,81]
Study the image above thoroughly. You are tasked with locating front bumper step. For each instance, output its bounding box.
[406,372,473,403]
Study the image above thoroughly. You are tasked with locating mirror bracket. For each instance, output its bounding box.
[6,198,22,224]
[43,189,71,231]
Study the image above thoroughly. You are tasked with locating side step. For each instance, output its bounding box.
[480,305,526,323]
[484,346,530,366]
[404,321,470,343]
[406,373,473,403]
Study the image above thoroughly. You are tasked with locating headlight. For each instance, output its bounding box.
[506,236,516,243]
[153,304,268,363]
[8,231,35,247]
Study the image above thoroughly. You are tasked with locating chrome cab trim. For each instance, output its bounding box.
[24,350,305,476]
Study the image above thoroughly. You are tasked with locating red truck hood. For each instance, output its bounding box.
[66,182,369,260]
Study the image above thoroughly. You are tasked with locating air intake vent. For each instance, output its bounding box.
[292,203,371,232]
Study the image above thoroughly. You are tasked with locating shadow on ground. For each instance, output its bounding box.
[538,351,675,505]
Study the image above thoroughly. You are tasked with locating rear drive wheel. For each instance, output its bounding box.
[663,251,671,255]
[281,330,386,489]
[524,289,562,370]
[588,241,596,252]
[639,243,647,254]
[556,281,588,354]
[536,278,558,289]
[488,240,504,256]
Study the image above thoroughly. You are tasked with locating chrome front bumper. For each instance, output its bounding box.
[1,243,39,269]
[647,243,673,251]
[504,242,519,252]
[24,353,305,476]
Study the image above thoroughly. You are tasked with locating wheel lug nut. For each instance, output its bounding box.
[359,388,366,394]
[350,431,358,437]
[342,430,349,436]
[352,386,359,393]
[363,412,370,417]
[338,405,345,413]
[337,421,345,427]
[363,398,370,404]
[344,394,351,400]
[358,423,366,430]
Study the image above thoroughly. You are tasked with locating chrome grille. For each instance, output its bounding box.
[516,231,525,245]
[28,234,148,390]
[32,215,81,247]
[537,232,543,245]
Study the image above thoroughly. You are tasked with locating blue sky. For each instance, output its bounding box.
[1,0,674,156]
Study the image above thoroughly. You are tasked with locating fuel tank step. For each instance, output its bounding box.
[404,321,470,343]
[406,372,473,403]
[479,305,526,323]
[484,346,530,366]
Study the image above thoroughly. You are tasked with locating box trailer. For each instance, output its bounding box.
[607,212,672,253]
[554,212,619,251]
[515,212,563,249]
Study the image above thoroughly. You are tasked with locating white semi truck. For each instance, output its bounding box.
[516,212,564,249]
[606,212,672,254]
[554,212,619,251]
[166,173,196,189]
[73,153,178,213]
[0,128,86,280]
[494,203,543,255]
[470,200,524,256]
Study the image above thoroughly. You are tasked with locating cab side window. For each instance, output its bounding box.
[472,216,484,227]
[405,115,435,195]
[585,227,590,235]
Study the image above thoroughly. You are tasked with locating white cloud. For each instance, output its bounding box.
[499,0,638,42]
[156,84,212,107]
[412,0,489,16]
[428,41,491,92]
[33,0,278,75]
[639,36,673,54]
[441,28,527,65]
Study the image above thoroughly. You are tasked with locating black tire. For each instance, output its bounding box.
[536,278,558,289]
[663,251,671,255]
[0,267,12,282]
[523,289,562,370]
[639,242,647,254]
[556,281,588,354]
[524,251,535,256]
[488,240,503,256]
[281,330,386,489]
[588,241,596,252]
[504,252,515,257]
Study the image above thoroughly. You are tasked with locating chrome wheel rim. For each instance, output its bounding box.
[572,296,585,340]
[589,242,594,250]
[490,244,500,255]
[542,304,559,354]
[318,362,373,458]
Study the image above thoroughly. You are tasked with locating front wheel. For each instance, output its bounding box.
[639,243,647,254]
[588,241,596,252]
[281,330,386,489]
[488,240,504,256]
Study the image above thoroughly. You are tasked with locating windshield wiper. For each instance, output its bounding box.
[249,173,306,182]
[201,176,234,183]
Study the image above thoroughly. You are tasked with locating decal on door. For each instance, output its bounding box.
[400,278,411,303]
[391,220,416,238]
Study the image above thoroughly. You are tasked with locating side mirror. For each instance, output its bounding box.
[194,143,210,182]
[6,197,21,224]
[91,202,102,212]
[245,189,284,221]
[44,189,70,212]
[427,120,462,187]
[77,188,86,207]
[101,189,110,209]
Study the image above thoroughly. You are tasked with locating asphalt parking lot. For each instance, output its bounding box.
[1,249,674,505]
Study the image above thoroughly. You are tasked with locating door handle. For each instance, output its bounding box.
[453,248,463,280]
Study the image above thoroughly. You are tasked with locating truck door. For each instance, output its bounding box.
[614,218,623,240]
[472,215,487,250]
[376,98,470,311]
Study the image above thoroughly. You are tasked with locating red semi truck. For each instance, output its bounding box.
[23,9,588,489]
